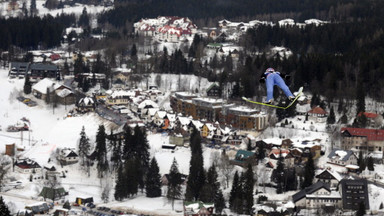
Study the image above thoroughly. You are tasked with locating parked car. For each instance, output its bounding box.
[26,101,37,107]
[17,96,26,102]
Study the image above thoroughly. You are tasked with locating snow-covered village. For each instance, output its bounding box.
[1,0,384,216]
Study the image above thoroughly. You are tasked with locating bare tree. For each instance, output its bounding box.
[215,150,233,189]
[101,179,111,203]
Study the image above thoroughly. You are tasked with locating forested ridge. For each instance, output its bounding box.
[99,0,383,27]
[0,14,75,50]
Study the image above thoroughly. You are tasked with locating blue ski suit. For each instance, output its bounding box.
[260,71,294,102]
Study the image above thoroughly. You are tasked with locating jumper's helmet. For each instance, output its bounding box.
[266,68,275,72]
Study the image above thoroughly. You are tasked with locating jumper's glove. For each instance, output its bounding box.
[259,77,266,83]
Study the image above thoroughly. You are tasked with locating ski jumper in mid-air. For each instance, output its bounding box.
[259,68,295,104]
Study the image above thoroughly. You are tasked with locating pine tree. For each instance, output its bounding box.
[256,142,266,160]
[133,126,150,191]
[302,153,315,189]
[367,157,374,171]
[122,126,133,160]
[78,126,91,166]
[167,158,183,210]
[124,158,139,197]
[275,149,285,193]
[111,138,122,170]
[229,171,239,210]
[327,106,336,124]
[95,125,108,177]
[131,44,138,65]
[78,7,90,27]
[358,151,366,172]
[114,165,125,201]
[200,164,219,203]
[74,52,86,77]
[356,75,365,114]
[243,164,255,215]
[233,173,244,214]
[215,189,226,214]
[145,157,162,197]
[23,76,32,94]
[185,127,205,201]
[0,196,10,216]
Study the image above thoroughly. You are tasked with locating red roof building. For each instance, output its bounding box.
[341,127,384,141]
[308,106,327,122]
[341,127,384,153]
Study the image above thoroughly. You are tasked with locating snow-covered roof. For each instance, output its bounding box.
[155,111,167,118]
[56,88,72,97]
[304,19,327,26]
[32,78,61,93]
[109,90,135,98]
[263,138,282,145]
[79,96,94,105]
[138,99,159,109]
[147,108,159,116]
[328,149,355,161]
[278,19,295,26]
[177,116,192,126]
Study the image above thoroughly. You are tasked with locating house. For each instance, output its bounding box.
[138,99,160,119]
[32,78,71,101]
[39,187,67,201]
[315,169,343,188]
[206,83,220,97]
[308,106,327,123]
[8,62,29,78]
[341,127,384,153]
[169,133,189,146]
[14,158,43,174]
[201,123,217,139]
[105,90,134,106]
[25,202,50,214]
[338,179,369,210]
[56,88,76,105]
[57,148,79,165]
[184,201,214,216]
[230,149,257,167]
[7,1,19,11]
[153,110,168,127]
[358,112,383,127]
[268,149,295,168]
[76,73,106,84]
[292,181,342,209]
[28,63,60,81]
[77,96,96,112]
[327,149,358,167]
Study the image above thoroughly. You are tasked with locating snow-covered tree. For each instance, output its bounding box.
[78,126,91,166]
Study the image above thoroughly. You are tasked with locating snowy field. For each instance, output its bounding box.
[0,68,222,214]
[0,0,112,18]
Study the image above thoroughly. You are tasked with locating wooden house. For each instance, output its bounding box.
[292,181,341,209]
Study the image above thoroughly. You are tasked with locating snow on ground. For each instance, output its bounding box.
[0,68,222,214]
[36,0,113,17]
